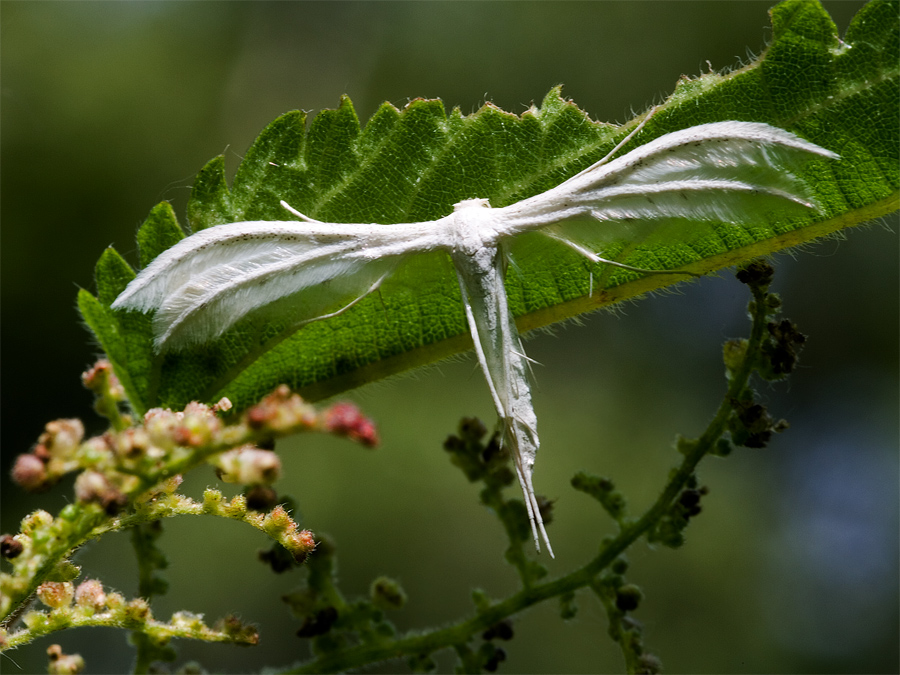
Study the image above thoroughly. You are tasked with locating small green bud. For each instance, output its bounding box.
[559,591,578,620]
[202,488,224,512]
[722,338,748,375]
[124,597,151,623]
[371,576,407,610]
[58,504,80,522]
[713,438,734,457]
[222,494,248,518]
[170,611,206,632]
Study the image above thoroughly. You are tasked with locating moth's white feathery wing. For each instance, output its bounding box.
[112,219,444,352]
[495,121,839,255]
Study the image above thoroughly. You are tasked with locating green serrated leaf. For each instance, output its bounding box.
[83,248,158,414]
[78,288,146,412]
[137,202,185,267]
[85,0,899,413]
[95,247,136,306]
[186,155,232,232]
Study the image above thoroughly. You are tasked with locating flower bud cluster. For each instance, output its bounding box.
[144,401,225,451]
[47,644,85,675]
[3,510,104,618]
[201,489,315,563]
[4,576,259,654]
[242,386,379,448]
[571,472,627,524]
[245,385,318,432]
[4,383,375,633]
[73,471,127,515]
[81,360,130,430]
[23,579,125,633]
[11,383,379,508]
[80,360,124,400]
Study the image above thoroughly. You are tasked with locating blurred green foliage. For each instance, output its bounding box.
[2,2,896,673]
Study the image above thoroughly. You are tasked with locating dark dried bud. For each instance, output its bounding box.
[245,485,279,511]
[459,417,488,442]
[482,619,514,641]
[258,544,296,573]
[735,260,774,287]
[615,584,643,612]
[483,645,507,672]
[296,606,338,638]
[1,534,24,559]
[536,495,555,525]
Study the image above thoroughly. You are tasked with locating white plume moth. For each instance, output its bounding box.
[113,118,837,557]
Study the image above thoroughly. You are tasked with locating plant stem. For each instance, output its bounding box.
[285,277,772,674]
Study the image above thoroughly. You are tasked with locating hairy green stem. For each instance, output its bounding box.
[284,278,772,674]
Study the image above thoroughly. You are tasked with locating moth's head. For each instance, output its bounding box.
[453,197,492,211]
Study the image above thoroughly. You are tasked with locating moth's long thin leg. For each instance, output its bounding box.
[280,200,324,223]
[546,232,701,277]
[570,105,659,180]
[294,271,391,327]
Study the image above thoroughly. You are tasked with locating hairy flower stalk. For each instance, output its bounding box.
[1,364,379,654]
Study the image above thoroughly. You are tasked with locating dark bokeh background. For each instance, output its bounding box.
[2,2,897,673]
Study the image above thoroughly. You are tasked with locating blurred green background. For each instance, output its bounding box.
[2,2,897,673]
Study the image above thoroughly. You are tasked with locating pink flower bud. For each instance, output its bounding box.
[12,453,47,491]
[212,397,233,413]
[282,528,317,562]
[324,402,379,447]
[74,579,106,612]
